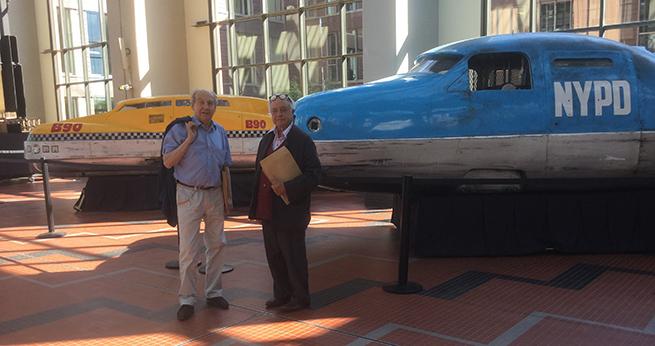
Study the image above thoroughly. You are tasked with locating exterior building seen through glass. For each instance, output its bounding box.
[488,0,655,51]
[211,0,363,100]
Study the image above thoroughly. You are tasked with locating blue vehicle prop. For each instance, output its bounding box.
[294,33,655,191]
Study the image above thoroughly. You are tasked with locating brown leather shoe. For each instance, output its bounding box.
[278,300,309,313]
[265,298,289,309]
[206,296,229,310]
[177,304,194,321]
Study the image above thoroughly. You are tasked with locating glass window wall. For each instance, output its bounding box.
[488,0,655,51]
[211,0,363,98]
[48,0,112,120]
[269,13,301,63]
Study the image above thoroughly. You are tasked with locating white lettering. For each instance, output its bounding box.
[572,81,592,117]
[612,80,631,116]
[554,82,573,118]
[554,80,632,118]
[594,80,612,116]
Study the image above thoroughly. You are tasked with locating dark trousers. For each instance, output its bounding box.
[262,221,309,305]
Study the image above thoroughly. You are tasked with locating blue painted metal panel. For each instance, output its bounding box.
[632,48,655,131]
[294,33,655,140]
[465,49,548,136]
[544,50,640,134]
[296,73,442,140]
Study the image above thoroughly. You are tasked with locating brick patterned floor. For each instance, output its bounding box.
[1,178,654,345]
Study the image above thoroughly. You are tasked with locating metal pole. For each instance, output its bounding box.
[37,158,65,239]
[481,0,488,36]
[398,175,412,285]
[599,0,605,37]
[383,176,423,294]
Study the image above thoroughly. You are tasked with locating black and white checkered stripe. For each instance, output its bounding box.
[28,132,162,141]
[27,130,267,142]
[228,130,268,138]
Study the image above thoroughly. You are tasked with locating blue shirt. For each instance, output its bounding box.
[162,116,232,187]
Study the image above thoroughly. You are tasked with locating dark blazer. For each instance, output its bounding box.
[158,116,193,227]
[248,125,321,229]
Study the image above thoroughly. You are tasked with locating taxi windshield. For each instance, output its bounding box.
[410,54,462,74]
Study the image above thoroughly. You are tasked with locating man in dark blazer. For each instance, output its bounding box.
[248,93,321,312]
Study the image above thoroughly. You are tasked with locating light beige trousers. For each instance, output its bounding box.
[176,184,226,306]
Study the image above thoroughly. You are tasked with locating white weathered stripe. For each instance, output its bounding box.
[314,131,647,178]
[314,131,643,143]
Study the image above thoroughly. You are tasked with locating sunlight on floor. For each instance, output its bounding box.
[220,317,357,343]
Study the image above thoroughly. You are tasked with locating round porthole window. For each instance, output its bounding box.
[307,117,321,132]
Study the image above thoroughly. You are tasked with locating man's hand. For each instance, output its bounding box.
[185,121,197,143]
[271,182,286,196]
[162,122,196,169]
[271,182,288,201]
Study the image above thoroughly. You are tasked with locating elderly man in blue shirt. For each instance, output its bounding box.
[162,89,232,321]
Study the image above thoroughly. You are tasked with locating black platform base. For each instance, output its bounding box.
[413,189,655,257]
[0,133,31,180]
[75,173,255,212]
[383,282,423,294]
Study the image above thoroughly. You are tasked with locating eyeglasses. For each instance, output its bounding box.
[269,94,294,104]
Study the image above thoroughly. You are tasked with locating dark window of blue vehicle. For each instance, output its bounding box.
[553,58,613,68]
[410,54,462,74]
[468,53,531,91]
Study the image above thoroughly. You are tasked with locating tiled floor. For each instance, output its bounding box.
[1,178,655,345]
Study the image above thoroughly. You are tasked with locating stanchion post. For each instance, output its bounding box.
[37,158,65,239]
[383,176,423,294]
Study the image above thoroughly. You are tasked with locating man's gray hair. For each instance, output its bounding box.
[268,94,295,111]
[191,89,217,105]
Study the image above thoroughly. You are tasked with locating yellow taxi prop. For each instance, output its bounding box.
[24,95,271,176]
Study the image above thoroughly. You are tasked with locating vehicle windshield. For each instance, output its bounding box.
[410,54,462,74]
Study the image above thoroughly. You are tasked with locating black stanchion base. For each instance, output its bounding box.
[36,232,66,239]
[383,282,423,294]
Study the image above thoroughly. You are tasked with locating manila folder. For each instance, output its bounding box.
[260,146,301,204]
